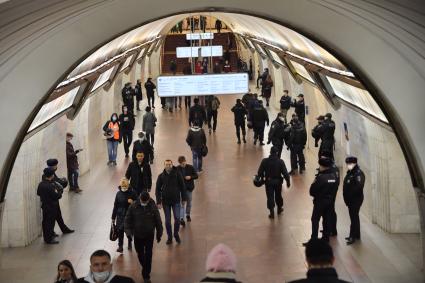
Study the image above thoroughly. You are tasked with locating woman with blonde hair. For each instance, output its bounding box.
[112,177,137,253]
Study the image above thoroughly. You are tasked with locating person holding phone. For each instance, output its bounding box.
[66,132,82,193]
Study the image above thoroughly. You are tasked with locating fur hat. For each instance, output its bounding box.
[206,244,237,273]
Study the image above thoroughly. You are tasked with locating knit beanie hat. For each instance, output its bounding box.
[205,243,237,273]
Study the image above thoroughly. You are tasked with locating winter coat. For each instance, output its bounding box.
[206,96,221,112]
[262,80,273,98]
[132,139,154,163]
[37,179,62,211]
[118,112,135,133]
[142,112,157,135]
[257,154,290,186]
[231,103,247,125]
[343,165,365,206]
[291,99,306,119]
[268,118,289,146]
[186,127,207,150]
[78,274,134,283]
[103,116,121,142]
[155,167,187,205]
[66,141,79,171]
[287,268,350,283]
[310,168,338,205]
[177,164,198,192]
[125,161,152,194]
[144,81,156,96]
[121,86,135,107]
[288,120,307,148]
[280,95,291,110]
[189,104,207,126]
[111,187,138,230]
[125,198,163,240]
[251,106,269,127]
[135,82,143,101]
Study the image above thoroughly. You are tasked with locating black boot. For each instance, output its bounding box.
[268,210,275,219]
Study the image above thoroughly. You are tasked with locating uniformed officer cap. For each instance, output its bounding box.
[318,157,333,167]
[43,167,55,177]
[316,115,325,120]
[325,113,332,118]
[345,156,358,164]
[46,158,58,166]
[297,93,304,97]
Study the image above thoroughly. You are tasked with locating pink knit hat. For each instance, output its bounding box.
[205,243,237,272]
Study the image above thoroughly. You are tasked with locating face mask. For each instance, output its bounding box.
[121,186,128,192]
[279,117,285,122]
[112,117,117,122]
[92,270,111,282]
[347,164,355,170]
[165,167,172,173]
[140,202,148,207]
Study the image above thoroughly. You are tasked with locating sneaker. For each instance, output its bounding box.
[166,238,173,245]
[63,229,75,234]
[180,218,186,227]
[117,246,123,253]
[186,215,191,222]
[174,235,181,244]
[268,211,275,219]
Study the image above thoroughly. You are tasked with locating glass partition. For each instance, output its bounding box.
[290,60,315,84]
[28,86,80,132]
[327,76,388,122]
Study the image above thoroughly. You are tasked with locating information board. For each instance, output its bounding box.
[176,46,223,58]
[157,73,249,97]
[186,33,214,40]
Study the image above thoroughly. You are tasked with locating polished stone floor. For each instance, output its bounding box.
[0,94,423,283]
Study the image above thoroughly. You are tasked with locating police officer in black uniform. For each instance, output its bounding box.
[343,156,365,245]
[303,157,338,245]
[257,146,291,219]
[251,100,269,145]
[287,114,307,175]
[290,94,306,125]
[231,99,248,144]
[312,115,325,148]
[122,82,135,113]
[267,113,290,158]
[45,159,75,235]
[320,113,336,160]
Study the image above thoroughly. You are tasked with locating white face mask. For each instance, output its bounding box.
[121,186,128,192]
[112,117,117,122]
[140,202,148,207]
[279,117,285,122]
[92,270,111,282]
[347,164,355,170]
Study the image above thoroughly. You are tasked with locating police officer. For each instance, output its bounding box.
[122,82,135,113]
[343,156,365,245]
[303,158,338,245]
[267,113,289,158]
[311,115,325,148]
[279,90,291,123]
[45,159,74,235]
[287,114,307,175]
[291,94,306,125]
[320,113,336,160]
[251,100,269,145]
[231,99,248,144]
[257,146,291,219]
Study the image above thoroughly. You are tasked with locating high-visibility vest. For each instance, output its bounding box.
[109,122,119,140]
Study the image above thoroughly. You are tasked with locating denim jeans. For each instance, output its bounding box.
[68,169,79,189]
[192,149,203,172]
[163,203,181,239]
[180,191,193,218]
[107,140,118,162]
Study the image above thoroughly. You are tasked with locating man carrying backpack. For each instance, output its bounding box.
[205,95,221,134]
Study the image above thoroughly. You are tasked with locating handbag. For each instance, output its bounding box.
[201,144,208,157]
[109,222,118,241]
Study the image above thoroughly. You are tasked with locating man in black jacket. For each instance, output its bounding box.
[119,105,135,158]
[343,156,365,245]
[231,99,248,144]
[122,82,135,113]
[125,152,152,195]
[288,239,351,283]
[267,113,290,157]
[186,123,207,173]
[132,132,154,164]
[78,250,135,283]
[288,114,307,175]
[251,100,269,145]
[189,98,207,127]
[312,115,325,148]
[320,113,336,160]
[291,93,306,125]
[257,147,291,219]
[177,156,198,226]
[155,160,187,245]
[303,158,338,245]
[135,79,143,111]
[66,132,82,193]
[37,168,62,244]
[280,90,291,123]
[144,78,157,109]
[125,191,163,283]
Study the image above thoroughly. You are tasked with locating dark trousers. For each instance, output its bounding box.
[207,110,218,131]
[319,140,334,159]
[163,203,181,239]
[134,234,154,280]
[146,133,154,146]
[160,97,166,108]
[55,206,70,232]
[290,145,305,170]
[348,203,362,239]
[328,198,338,235]
[235,122,246,141]
[136,99,141,110]
[311,200,332,239]
[117,229,132,247]
[122,131,133,155]
[147,94,155,108]
[184,96,191,108]
[174,97,182,108]
[42,208,56,242]
[253,125,265,142]
[265,184,283,210]
[68,169,79,189]
[273,143,283,158]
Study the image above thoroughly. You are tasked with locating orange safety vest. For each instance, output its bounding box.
[108,122,120,140]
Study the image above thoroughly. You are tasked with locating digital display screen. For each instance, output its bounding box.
[186,33,214,40]
[91,66,115,92]
[157,73,249,97]
[176,46,223,58]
